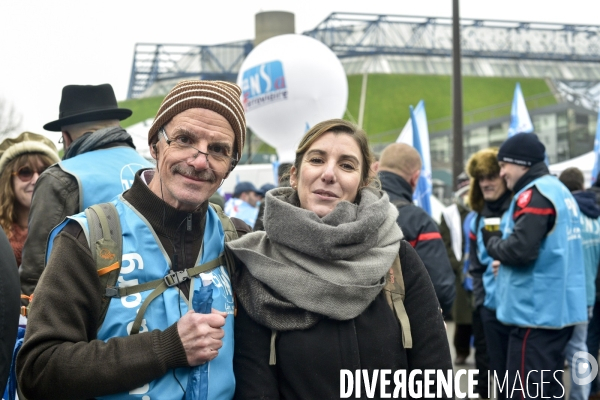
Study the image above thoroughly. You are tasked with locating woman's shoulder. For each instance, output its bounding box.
[397,239,437,295]
[398,239,421,274]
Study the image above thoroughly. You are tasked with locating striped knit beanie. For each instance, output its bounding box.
[148,80,246,161]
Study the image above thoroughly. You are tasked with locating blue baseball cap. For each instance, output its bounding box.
[259,183,276,196]
[233,181,260,197]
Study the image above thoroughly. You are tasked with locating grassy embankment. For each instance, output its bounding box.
[118,75,556,153]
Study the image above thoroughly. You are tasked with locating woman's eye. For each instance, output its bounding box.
[341,163,356,171]
[308,157,324,164]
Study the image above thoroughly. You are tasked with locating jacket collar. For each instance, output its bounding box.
[512,162,549,194]
[378,170,413,202]
[481,190,512,217]
[122,169,208,240]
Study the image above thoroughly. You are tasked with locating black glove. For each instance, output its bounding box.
[481,228,502,247]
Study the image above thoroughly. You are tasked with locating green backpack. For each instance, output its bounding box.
[85,202,238,333]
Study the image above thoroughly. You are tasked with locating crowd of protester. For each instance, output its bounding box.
[1,79,599,400]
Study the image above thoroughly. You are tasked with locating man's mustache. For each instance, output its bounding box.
[172,164,217,183]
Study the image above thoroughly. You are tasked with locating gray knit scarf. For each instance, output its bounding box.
[227,186,403,331]
[63,127,135,160]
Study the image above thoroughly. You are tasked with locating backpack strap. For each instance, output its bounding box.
[125,255,226,335]
[210,203,238,242]
[384,254,413,349]
[85,203,123,326]
[210,202,239,278]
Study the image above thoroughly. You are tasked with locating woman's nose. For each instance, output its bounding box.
[321,162,336,183]
[30,172,41,185]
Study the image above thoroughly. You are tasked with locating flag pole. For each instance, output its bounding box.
[452,0,464,189]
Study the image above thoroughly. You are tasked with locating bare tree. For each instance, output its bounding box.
[0,97,22,138]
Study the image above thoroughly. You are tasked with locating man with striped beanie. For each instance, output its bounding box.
[18,80,251,400]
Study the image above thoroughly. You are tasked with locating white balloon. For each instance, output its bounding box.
[237,34,348,162]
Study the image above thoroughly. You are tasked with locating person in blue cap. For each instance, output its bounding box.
[224,181,261,228]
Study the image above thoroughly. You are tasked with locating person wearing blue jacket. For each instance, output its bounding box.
[224,181,261,228]
[483,133,587,400]
[559,167,600,400]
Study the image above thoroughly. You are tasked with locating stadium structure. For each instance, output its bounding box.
[126,11,600,189]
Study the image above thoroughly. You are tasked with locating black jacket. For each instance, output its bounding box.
[234,241,453,400]
[587,181,600,206]
[574,191,600,219]
[575,190,600,301]
[468,190,512,308]
[379,171,455,314]
[486,163,556,266]
[0,228,19,393]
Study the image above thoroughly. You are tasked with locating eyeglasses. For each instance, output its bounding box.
[12,166,47,182]
[159,128,235,173]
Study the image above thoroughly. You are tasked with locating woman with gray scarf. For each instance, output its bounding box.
[228,119,452,399]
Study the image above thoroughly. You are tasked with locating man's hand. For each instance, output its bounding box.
[177,309,227,366]
[481,228,502,247]
[492,260,501,277]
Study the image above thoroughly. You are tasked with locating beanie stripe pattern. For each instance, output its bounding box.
[148,80,246,161]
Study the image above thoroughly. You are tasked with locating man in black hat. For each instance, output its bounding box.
[482,133,587,400]
[20,84,153,301]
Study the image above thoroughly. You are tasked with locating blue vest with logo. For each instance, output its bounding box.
[579,212,600,307]
[471,212,509,311]
[59,196,235,400]
[59,147,153,211]
[496,175,587,328]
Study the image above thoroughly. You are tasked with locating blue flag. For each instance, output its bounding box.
[508,83,534,137]
[592,109,600,185]
[507,83,549,164]
[409,104,432,215]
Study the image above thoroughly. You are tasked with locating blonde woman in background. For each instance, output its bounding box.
[0,132,59,265]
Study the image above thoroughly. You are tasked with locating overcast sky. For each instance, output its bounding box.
[1,0,599,143]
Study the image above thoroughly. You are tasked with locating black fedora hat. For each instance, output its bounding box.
[43,84,132,131]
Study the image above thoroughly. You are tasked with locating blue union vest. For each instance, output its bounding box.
[496,175,587,328]
[62,197,235,400]
[471,211,509,311]
[59,147,153,211]
[579,212,600,307]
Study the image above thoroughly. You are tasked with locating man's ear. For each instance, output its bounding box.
[61,130,73,149]
[150,142,158,160]
[410,169,421,189]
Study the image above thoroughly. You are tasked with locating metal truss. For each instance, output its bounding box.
[127,12,600,98]
[304,12,600,62]
[127,40,253,99]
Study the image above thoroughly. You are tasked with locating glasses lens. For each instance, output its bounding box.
[17,167,34,182]
[164,130,233,174]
